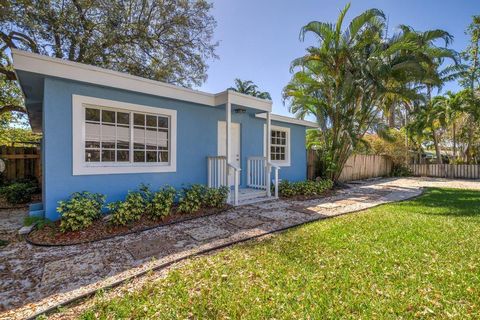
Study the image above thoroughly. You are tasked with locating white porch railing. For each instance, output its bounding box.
[207,156,241,205]
[207,156,227,188]
[247,156,280,198]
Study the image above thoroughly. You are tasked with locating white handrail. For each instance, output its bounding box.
[247,157,267,189]
[227,162,241,205]
[207,156,227,188]
[267,161,280,199]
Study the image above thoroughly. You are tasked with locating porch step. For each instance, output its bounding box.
[231,188,273,206]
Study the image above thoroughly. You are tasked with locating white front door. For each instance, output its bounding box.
[218,121,241,186]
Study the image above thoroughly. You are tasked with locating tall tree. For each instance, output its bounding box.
[0,0,218,88]
[228,79,272,100]
[283,4,438,181]
[460,15,480,163]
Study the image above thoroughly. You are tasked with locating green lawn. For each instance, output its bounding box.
[81,188,480,319]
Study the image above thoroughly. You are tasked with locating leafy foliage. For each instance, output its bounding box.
[177,184,206,214]
[228,79,272,100]
[1,0,217,88]
[284,4,459,179]
[203,186,229,208]
[0,181,38,204]
[278,179,333,198]
[148,186,177,219]
[108,191,145,226]
[58,192,105,232]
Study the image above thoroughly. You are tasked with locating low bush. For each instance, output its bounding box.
[58,192,105,232]
[148,186,176,219]
[177,184,206,213]
[203,186,229,208]
[0,181,38,204]
[108,191,145,226]
[391,164,412,177]
[278,179,333,198]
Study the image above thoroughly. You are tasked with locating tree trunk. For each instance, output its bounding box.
[432,129,443,165]
[388,103,395,128]
[452,121,457,159]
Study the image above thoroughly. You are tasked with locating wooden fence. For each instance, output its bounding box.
[307,151,393,182]
[338,154,393,182]
[0,146,41,183]
[409,164,480,179]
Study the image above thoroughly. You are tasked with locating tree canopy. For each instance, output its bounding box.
[228,79,272,100]
[1,0,218,88]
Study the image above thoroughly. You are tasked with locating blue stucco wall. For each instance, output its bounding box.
[42,77,306,220]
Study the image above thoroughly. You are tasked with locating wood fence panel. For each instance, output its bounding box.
[409,164,480,179]
[306,152,393,182]
[338,154,393,182]
[0,146,41,183]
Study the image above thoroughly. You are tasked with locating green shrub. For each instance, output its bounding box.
[0,181,38,204]
[203,186,229,208]
[108,191,146,226]
[391,164,412,177]
[177,184,206,213]
[58,192,105,232]
[148,186,176,219]
[278,179,333,198]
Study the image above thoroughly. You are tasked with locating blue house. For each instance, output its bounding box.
[12,49,317,221]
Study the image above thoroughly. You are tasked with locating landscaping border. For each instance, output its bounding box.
[31,188,425,320]
[25,205,233,247]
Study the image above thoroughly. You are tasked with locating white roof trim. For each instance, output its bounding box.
[12,49,272,112]
[256,113,318,128]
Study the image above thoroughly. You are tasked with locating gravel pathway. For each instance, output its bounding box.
[1,177,479,320]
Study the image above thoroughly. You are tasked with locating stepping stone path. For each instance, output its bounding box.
[41,252,104,286]
[4,177,477,320]
[184,225,230,241]
[227,216,264,228]
[126,237,176,260]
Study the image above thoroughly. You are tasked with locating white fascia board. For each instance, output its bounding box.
[12,49,271,111]
[256,113,318,128]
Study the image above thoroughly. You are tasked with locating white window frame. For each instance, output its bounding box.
[72,95,177,175]
[263,125,291,167]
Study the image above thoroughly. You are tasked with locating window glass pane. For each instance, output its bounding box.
[159,151,168,162]
[117,150,129,162]
[86,108,100,121]
[146,115,157,127]
[280,153,285,160]
[158,140,168,148]
[101,150,115,162]
[86,122,100,145]
[134,113,145,126]
[157,130,168,140]
[146,127,156,149]
[117,112,129,125]
[146,151,157,162]
[101,123,116,148]
[116,125,130,149]
[158,117,168,128]
[134,151,145,162]
[102,110,115,123]
[134,127,145,149]
[281,131,286,138]
[85,150,100,162]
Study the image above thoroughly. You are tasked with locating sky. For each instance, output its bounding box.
[198,0,478,117]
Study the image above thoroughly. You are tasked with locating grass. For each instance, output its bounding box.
[80,188,480,319]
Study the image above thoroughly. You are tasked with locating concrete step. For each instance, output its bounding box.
[238,188,267,201]
[236,196,274,206]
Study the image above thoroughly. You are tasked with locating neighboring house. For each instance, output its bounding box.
[12,49,317,221]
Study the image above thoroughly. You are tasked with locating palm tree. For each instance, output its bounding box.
[283,4,430,181]
[228,79,272,100]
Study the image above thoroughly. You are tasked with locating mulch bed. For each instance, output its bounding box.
[27,205,232,246]
[0,193,42,210]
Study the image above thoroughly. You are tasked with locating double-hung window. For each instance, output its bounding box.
[264,125,291,166]
[73,95,176,175]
